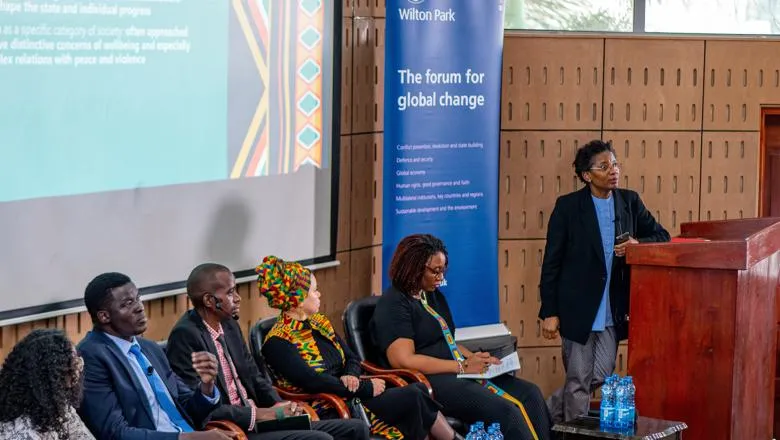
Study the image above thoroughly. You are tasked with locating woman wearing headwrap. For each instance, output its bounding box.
[257,255,463,440]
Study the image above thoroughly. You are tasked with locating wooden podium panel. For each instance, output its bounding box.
[626,218,780,440]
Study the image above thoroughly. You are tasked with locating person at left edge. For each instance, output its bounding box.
[77,272,236,440]
[0,329,95,439]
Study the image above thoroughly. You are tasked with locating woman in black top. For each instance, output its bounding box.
[371,234,552,440]
[257,255,463,440]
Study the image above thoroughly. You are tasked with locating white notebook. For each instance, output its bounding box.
[457,351,521,380]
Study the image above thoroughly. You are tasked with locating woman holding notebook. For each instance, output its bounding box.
[371,234,552,440]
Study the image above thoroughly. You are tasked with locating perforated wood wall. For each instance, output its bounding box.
[502,37,603,131]
[0,28,769,407]
[501,34,767,398]
[603,132,702,231]
[604,39,704,131]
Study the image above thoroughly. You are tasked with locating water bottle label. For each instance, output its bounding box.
[617,408,630,427]
[600,407,614,428]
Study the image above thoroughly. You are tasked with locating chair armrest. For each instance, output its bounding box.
[295,401,320,421]
[206,420,249,440]
[361,373,408,388]
[275,387,350,419]
[361,361,433,397]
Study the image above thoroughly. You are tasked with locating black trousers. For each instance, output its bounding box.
[428,373,552,440]
[248,418,369,440]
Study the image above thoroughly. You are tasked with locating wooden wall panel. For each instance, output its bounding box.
[370,244,384,297]
[63,313,91,346]
[372,19,386,133]
[499,131,597,239]
[341,18,354,136]
[318,252,354,333]
[517,347,566,398]
[353,0,369,17]
[354,0,385,17]
[351,18,373,134]
[520,343,627,400]
[349,247,373,304]
[604,39,704,131]
[603,132,701,235]
[351,134,377,248]
[700,132,760,220]
[343,0,353,17]
[338,136,353,252]
[704,41,780,131]
[502,38,603,130]
[236,276,277,337]
[142,295,190,341]
[375,0,387,17]
[371,133,383,246]
[499,241,560,348]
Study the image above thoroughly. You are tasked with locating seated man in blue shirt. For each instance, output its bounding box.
[77,272,236,440]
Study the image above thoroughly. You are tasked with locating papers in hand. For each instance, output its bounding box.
[457,351,521,379]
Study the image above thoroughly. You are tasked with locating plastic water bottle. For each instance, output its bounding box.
[488,422,504,440]
[614,377,630,429]
[623,376,636,427]
[600,375,618,429]
[465,424,479,440]
[475,421,488,439]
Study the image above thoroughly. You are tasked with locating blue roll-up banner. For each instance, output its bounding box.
[383,0,504,326]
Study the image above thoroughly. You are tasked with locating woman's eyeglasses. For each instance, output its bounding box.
[425,266,446,279]
[589,161,621,172]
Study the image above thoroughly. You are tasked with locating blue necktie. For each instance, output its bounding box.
[128,344,194,432]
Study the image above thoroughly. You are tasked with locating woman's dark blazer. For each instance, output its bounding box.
[538,186,670,344]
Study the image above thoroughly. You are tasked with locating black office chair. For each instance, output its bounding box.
[342,296,431,390]
[343,296,467,434]
[248,316,344,420]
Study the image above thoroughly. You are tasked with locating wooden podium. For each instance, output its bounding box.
[626,217,780,440]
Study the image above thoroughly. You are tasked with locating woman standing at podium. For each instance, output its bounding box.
[539,139,670,423]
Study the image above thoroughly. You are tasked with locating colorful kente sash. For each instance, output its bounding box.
[419,292,539,440]
[266,313,404,439]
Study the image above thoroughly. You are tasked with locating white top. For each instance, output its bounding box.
[0,406,95,440]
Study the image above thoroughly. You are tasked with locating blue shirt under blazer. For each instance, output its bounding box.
[538,187,670,345]
[77,329,220,440]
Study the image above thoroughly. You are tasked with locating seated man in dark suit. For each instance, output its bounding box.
[77,272,237,440]
[166,263,369,440]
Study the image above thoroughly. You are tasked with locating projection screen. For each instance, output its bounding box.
[0,0,341,322]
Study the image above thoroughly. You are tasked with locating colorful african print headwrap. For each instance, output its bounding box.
[256,255,311,311]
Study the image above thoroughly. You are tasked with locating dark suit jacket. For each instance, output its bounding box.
[538,187,670,344]
[166,310,281,431]
[77,329,219,440]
